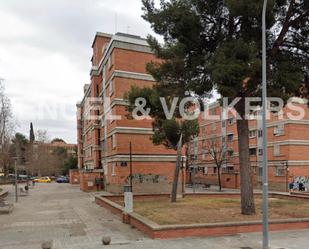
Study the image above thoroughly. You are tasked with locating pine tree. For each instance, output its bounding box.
[29,122,35,143]
[141,0,308,214]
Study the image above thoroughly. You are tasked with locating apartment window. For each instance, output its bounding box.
[108,54,113,69]
[222,120,226,128]
[227,134,234,142]
[112,162,116,176]
[112,134,116,149]
[228,117,235,125]
[109,80,114,96]
[273,144,280,156]
[211,123,216,131]
[258,148,263,156]
[102,66,106,86]
[110,108,115,124]
[274,124,285,136]
[203,167,208,175]
[102,44,108,54]
[210,108,216,115]
[227,166,234,172]
[213,167,217,174]
[249,130,257,138]
[96,85,100,96]
[258,129,263,137]
[275,166,285,176]
[103,164,108,175]
[249,148,257,156]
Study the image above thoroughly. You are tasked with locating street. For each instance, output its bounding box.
[1,183,309,249]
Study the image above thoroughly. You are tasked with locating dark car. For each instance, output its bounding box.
[56,176,69,183]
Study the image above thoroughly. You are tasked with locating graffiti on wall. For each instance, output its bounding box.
[292,176,309,190]
[126,174,167,184]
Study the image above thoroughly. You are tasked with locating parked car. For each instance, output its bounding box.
[18,175,29,181]
[34,177,52,183]
[56,176,69,183]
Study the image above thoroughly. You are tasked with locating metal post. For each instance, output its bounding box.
[129,142,133,192]
[181,157,185,196]
[262,0,269,248]
[285,161,289,192]
[193,166,196,193]
[14,159,18,203]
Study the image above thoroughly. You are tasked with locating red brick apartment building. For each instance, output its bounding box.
[76,32,177,193]
[188,100,309,191]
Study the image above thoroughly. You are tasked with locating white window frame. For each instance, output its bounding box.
[108,55,112,69]
[203,167,208,175]
[249,130,257,138]
[112,162,116,176]
[112,134,116,149]
[109,80,114,96]
[273,144,280,156]
[275,165,285,176]
[274,124,285,136]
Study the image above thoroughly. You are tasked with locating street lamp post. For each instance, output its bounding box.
[129,142,133,192]
[262,0,269,248]
[14,158,18,203]
[285,161,289,192]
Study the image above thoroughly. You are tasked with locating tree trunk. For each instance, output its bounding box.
[235,99,256,215]
[217,166,222,192]
[171,134,183,202]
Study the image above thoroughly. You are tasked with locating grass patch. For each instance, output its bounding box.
[115,196,309,225]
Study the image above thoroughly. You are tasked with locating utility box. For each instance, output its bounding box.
[124,185,133,213]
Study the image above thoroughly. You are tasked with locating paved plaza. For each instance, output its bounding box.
[1,183,309,249]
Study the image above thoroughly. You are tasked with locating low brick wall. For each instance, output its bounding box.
[69,169,80,185]
[95,193,309,239]
[80,172,104,192]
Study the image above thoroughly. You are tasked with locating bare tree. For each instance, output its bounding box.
[0,79,14,175]
[26,142,68,176]
[205,136,233,192]
[35,129,50,143]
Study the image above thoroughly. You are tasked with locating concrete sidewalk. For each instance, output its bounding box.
[0,183,308,249]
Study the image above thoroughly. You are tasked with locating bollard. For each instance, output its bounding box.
[41,241,53,249]
[102,236,111,245]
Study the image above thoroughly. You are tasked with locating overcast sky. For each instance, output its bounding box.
[0,0,159,143]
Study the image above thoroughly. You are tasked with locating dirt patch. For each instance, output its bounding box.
[115,196,309,225]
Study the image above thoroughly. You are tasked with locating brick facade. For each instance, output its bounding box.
[188,101,309,191]
[77,32,178,193]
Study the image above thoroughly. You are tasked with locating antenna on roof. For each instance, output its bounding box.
[115,12,118,33]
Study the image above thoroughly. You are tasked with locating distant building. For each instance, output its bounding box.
[76,32,177,193]
[41,140,77,157]
[187,100,309,191]
[28,140,77,176]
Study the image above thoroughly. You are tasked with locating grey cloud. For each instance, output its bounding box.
[0,0,157,143]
